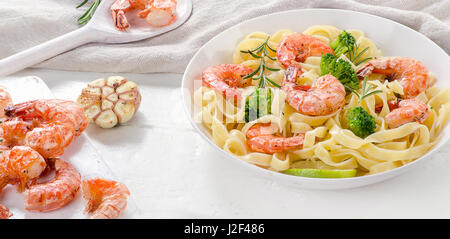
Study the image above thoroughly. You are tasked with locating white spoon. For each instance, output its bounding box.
[0,0,193,77]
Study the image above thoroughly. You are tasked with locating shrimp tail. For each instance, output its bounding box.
[283,66,302,85]
[112,10,130,30]
[110,0,132,30]
[4,101,38,119]
[357,64,374,79]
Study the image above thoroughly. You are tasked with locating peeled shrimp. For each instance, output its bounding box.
[358,57,430,99]
[24,159,81,212]
[385,98,430,128]
[2,99,88,158]
[202,64,253,100]
[111,0,177,30]
[246,123,305,154]
[0,204,12,219]
[138,0,177,27]
[276,33,334,69]
[282,66,346,116]
[0,146,46,193]
[0,88,12,118]
[81,178,130,219]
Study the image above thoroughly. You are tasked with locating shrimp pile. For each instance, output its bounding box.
[111,0,177,30]
[2,99,89,158]
[0,91,129,219]
[81,178,130,219]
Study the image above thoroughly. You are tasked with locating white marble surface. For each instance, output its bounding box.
[4,68,450,219]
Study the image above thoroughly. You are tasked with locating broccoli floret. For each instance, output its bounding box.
[346,106,376,138]
[320,53,359,90]
[245,87,272,122]
[330,30,356,57]
[320,53,336,76]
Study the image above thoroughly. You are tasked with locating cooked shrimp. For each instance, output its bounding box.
[358,57,430,99]
[81,178,130,219]
[111,0,177,30]
[24,159,81,212]
[277,33,334,69]
[282,66,346,116]
[202,64,253,100]
[0,88,12,118]
[2,99,88,158]
[138,0,177,27]
[375,99,399,113]
[246,123,305,154]
[0,119,32,147]
[111,0,146,30]
[0,204,12,219]
[385,98,430,128]
[0,146,46,193]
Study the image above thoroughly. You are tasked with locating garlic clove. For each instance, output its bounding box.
[95,110,118,129]
[77,76,141,128]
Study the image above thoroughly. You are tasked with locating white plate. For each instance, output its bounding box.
[0,76,137,218]
[181,9,450,190]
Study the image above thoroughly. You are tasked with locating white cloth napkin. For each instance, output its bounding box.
[0,0,449,74]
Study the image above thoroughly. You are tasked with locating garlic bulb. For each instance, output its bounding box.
[77,76,141,128]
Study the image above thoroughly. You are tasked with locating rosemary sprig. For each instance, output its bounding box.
[348,43,373,66]
[77,0,101,25]
[345,77,382,102]
[240,37,281,88]
[77,0,89,8]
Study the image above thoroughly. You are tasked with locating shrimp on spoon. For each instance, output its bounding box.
[111,0,177,30]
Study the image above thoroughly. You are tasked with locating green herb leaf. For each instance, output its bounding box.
[77,0,101,25]
[348,77,381,103]
[240,36,281,89]
[76,0,89,8]
[349,45,373,66]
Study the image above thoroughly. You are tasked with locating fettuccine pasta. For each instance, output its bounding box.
[194,25,450,177]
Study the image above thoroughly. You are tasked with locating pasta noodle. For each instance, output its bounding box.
[194,25,450,177]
